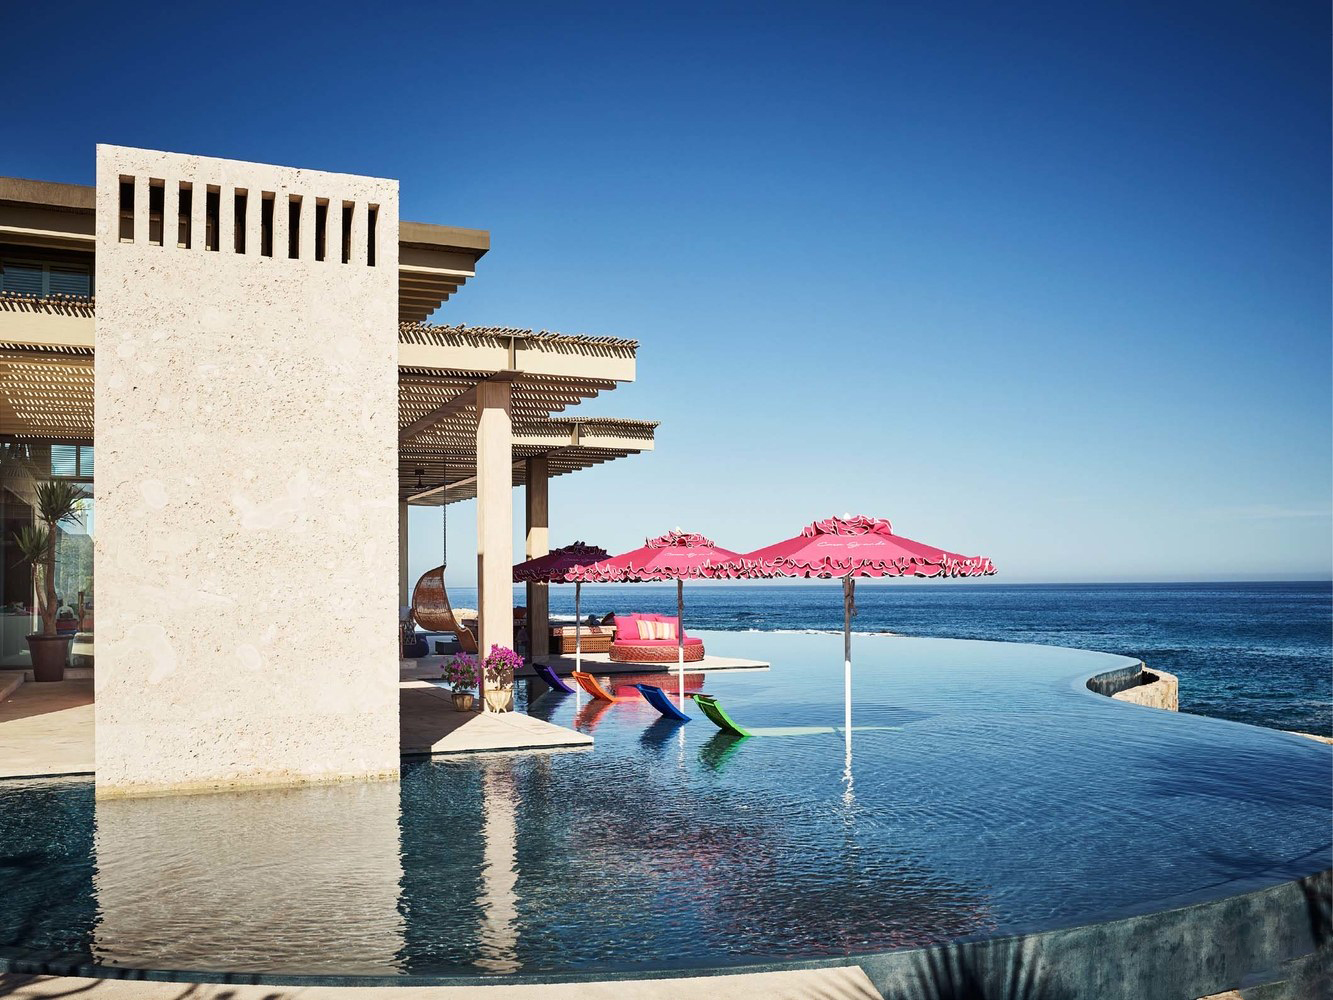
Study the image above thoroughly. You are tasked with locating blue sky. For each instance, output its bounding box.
[5,1,1328,583]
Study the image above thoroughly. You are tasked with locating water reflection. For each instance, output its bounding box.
[640,717,686,755]
[699,731,749,771]
[5,633,1324,978]
[475,764,519,972]
[92,779,404,975]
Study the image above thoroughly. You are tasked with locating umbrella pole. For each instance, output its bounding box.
[677,578,685,703]
[843,575,854,753]
[574,581,582,675]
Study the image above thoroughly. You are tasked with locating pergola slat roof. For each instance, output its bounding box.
[2,317,656,501]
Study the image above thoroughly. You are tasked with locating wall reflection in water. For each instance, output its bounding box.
[475,764,519,972]
[92,779,404,975]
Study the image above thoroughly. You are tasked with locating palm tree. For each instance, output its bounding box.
[13,481,88,637]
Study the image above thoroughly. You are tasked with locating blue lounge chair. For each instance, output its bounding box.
[533,662,575,694]
[633,683,691,722]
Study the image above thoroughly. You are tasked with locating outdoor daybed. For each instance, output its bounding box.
[609,613,705,663]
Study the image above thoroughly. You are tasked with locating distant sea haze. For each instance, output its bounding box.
[469,581,1332,736]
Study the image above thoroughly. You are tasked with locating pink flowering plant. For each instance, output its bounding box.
[483,645,523,689]
[442,653,478,694]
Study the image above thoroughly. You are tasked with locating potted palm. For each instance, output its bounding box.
[442,653,478,712]
[482,645,522,713]
[13,481,88,682]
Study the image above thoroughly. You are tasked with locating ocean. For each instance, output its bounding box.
[455,580,1332,735]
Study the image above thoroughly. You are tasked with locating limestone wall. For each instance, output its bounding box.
[93,145,400,795]
[1111,668,1179,711]
[1088,661,1179,712]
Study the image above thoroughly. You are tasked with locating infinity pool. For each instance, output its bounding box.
[0,633,1328,982]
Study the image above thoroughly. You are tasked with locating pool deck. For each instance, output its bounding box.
[399,680,591,755]
[0,968,884,999]
[0,667,591,781]
[0,675,95,778]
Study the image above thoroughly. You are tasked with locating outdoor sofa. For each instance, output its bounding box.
[609,613,705,663]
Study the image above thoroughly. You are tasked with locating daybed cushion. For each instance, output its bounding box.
[636,618,678,640]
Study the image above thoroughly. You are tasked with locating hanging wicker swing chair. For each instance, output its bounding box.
[410,566,478,654]
[408,462,478,654]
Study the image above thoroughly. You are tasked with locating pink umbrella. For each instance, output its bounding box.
[568,530,742,703]
[716,515,995,741]
[513,542,609,673]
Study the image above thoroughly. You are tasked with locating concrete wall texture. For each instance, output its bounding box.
[93,145,401,795]
[1111,667,1180,711]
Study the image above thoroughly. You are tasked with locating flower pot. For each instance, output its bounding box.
[484,688,514,713]
[451,692,475,713]
[26,634,72,682]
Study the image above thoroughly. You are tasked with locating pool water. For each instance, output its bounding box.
[0,633,1328,981]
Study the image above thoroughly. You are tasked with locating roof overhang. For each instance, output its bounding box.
[0,176,489,321]
[403,417,658,506]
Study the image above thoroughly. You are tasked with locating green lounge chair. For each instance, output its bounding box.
[689,693,751,737]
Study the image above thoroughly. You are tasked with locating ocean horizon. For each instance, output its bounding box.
[430,580,1332,736]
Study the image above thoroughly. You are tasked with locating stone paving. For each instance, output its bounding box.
[399,680,591,755]
[0,968,885,999]
[0,671,590,781]
[0,676,95,778]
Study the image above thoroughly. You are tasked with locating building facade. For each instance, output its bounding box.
[0,145,655,796]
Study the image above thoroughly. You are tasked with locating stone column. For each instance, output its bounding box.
[525,455,550,661]
[93,146,400,795]
[475,380,513,691]
[398,501,410,607]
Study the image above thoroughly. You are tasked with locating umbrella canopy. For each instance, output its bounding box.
[720,514,995,580]
[512,541,609,583]
[567,530,741,583]
[569,530,742,704]
[715,515,995,758]
[512,541,609,677]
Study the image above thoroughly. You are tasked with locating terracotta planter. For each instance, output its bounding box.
[26,634,71,682]
[484,688,514,713]
[451,692,475,713]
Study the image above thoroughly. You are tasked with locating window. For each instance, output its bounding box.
[0,261,43,296]
[0,259,92,298]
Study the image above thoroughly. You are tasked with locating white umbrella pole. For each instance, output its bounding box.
[843,575,854,754]
[677,578,685,703]
[574,581,582,674]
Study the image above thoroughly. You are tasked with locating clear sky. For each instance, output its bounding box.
[5,1,1329,584]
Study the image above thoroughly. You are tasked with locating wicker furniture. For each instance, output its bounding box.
[410,565,478,654]
[550,625,615,654]
[609,637,706,663]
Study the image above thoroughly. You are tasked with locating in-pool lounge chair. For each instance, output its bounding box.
[534,662,576,694]
[572,670,620,702]
[634,683,691,722]
[690,693,751,737]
